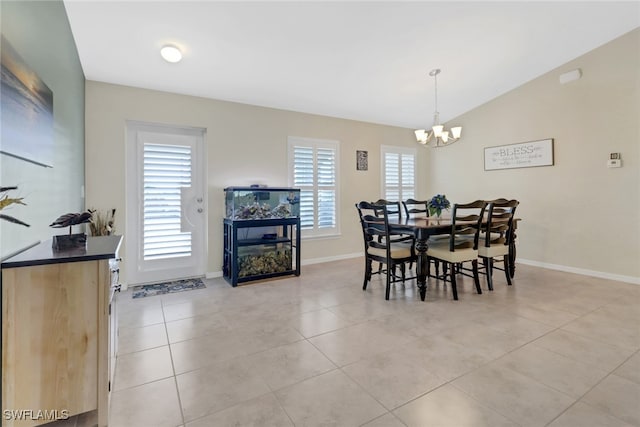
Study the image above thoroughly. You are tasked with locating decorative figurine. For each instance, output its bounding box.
[50,210,93,250]
[50,210,93,233]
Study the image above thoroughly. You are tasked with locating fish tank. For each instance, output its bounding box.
[224,186,300,220]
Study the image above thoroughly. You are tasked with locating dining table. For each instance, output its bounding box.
[388,215,519,301]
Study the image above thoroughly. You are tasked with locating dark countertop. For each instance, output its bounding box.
[1,235,122,269]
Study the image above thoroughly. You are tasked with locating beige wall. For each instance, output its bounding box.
[427,29,639,281]
[86,28,639,284]
[84,83,424,282]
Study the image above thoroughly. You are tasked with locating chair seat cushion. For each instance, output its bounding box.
[478,244,509,258]
[426,241,478,263]
[369,243,413,260]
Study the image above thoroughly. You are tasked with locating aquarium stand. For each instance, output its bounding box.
[223,217,301,286]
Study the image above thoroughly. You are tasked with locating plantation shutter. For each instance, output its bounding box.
[384,152,400,201]
[381,146,417,202]
[292,146,315,229]
[142,143,192,260]
[289,137,340,238]
[401,153,415,200]
[317,147,336,229]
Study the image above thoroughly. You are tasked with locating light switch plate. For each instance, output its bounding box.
[607,159,622,168]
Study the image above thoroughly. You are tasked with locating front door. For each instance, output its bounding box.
[126,122,206,285]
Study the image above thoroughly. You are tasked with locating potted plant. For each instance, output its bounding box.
[89,208,116,236]
[0,186,29,227]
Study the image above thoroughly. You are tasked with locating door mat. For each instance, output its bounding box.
[132,278,206,299]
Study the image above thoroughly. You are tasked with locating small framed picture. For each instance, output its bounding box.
[356,150,368,171]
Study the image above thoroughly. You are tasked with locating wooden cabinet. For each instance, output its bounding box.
[1,236,122,427]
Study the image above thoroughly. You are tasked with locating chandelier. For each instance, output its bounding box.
[414,69,462,147]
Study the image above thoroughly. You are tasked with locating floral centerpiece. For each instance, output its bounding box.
[428,194,451,218]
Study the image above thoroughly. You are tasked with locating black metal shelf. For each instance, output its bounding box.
[223,217,301,286]
[237,237,292,246]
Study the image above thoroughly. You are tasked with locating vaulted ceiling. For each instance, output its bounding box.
[64,1,639,129]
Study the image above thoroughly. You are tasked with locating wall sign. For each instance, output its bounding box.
[356,150,368,171]
[484,138,554,171]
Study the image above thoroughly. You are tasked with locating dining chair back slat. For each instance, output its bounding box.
[402,199,429,218]
[373,199,402,219]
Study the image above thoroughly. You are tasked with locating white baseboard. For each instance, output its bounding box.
[301,252,362,266]
[518,258,640,285]
[205,271,223,279]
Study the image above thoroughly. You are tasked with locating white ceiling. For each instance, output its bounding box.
[63,1,639,129]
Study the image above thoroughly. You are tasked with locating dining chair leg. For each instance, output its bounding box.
[489,258,494,290]
[483,257,493,291]
[363,258,372,290]
[449,264,458,300]
[503,255,513,286]
[385,268,392,300]
[400,263,406,283]
[472,259,482,294]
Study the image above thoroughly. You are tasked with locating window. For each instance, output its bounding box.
[288,137,340,238]
[381,145,416,201]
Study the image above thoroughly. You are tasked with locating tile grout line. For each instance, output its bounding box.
[160,297,187,427]
[543,348,640,426]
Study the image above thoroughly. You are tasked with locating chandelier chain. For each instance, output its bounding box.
[433,72,438,117]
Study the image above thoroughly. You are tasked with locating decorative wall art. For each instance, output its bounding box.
[1,35,54,168]
[356,150,368,171]
[484,138,554,171]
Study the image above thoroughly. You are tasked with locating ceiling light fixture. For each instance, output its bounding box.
[160,45,182,63]
[414,69,462,147]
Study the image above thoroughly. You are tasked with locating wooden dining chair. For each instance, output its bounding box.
[402,198,429,218]
[356,201,417,300]
[371,199,414,271]
[477,199,519,290]
[425,200,487,300]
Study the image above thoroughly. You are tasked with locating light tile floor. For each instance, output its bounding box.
[108,259,640,427]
